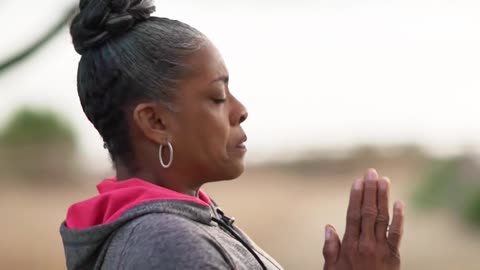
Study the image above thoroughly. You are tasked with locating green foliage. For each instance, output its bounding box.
[0,107,78,184]
[413,156,480,230]
[0,107,75,147]
[463,188,480,228]
[411,158,461,209]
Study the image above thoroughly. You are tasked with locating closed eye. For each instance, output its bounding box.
[212,98,226,104]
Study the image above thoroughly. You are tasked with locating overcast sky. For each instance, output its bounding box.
[1,0,480,168]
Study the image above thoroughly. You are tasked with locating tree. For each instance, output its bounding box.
[0,107,77,184]
[0,4,78,76]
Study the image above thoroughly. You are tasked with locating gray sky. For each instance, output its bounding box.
[1,0,480,169]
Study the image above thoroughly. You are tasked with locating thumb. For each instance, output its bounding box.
[323,224,340,270]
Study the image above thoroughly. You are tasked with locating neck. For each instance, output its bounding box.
[115,165,201,197]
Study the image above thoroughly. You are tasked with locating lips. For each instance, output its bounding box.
[234,135,247,150]
[236,143,246,149]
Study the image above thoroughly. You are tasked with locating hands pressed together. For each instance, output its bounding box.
[323,168,405,270]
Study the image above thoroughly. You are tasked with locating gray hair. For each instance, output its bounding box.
[70,0,206,168]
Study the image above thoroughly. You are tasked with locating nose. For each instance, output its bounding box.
[230,94,248,125]
[239,109,248,124]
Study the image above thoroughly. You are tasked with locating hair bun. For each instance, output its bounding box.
[71,0,156,54]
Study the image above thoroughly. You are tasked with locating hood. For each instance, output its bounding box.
[65,177,212,229]
[59,177,214,270]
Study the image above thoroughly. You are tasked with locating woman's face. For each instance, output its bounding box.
[165,41,248,181]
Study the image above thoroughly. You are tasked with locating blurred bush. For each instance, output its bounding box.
[413,155,480,229]
[412,158,460,209]
[463,188,480,228]
[0,107,77,185]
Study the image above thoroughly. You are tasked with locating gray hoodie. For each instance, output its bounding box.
[60,177,284,270]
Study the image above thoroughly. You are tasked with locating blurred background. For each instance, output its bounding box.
[1,0,480,269]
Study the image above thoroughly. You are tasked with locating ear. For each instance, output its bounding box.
[132,102,171,145]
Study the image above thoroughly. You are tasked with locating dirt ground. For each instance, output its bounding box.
[1,164,479,270]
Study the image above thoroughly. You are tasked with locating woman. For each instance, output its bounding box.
[60,0,405,269]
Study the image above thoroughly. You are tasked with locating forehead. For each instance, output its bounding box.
[185,41,228,83]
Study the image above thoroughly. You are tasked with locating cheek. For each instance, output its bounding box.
[173,105,244,179]
[201,111,230,156]
[176,106,230,160]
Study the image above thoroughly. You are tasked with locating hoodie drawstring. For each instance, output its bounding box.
[211,208,268,270]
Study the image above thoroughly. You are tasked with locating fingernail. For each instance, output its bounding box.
[366,168,378,181]
[379,180,388,191]
[394,201,405,215]
[325,226,332,240]
[354,179,363,190]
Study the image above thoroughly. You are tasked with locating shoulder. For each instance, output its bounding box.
[127,212,202,235]
[112,213,233,270]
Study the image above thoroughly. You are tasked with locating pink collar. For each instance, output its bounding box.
[66,177,211,229]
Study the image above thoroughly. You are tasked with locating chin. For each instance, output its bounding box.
[225,167,245,180]
[216,161,246,181]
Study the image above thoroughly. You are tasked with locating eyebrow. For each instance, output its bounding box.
[211,75,229,84]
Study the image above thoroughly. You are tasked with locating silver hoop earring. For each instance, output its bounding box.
[159,142,173,168]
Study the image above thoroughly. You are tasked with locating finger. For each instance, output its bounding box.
[323,225,341,270]
[387,200,405,251]
[375,177,391,242]
[361,168,379,241]
[343,178,363,243]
